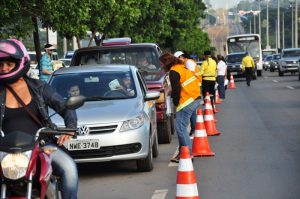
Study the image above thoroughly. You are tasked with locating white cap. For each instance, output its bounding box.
[174,51,184,58]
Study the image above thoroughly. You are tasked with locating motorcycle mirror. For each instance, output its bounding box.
[65,95,86,110]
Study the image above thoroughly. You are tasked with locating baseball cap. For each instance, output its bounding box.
[44,44,56,50]
[174,51,184,58]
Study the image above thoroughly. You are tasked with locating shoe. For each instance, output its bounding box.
[189,130,195,136]
[170,153,180,163]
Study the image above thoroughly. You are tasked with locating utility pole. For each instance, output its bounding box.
[277,0,280,50]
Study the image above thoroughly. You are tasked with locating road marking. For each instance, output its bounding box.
[151,189,168,199]
[287,86,295,90]
[273,80,278,83]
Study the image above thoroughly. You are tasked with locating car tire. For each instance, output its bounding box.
[157,116,172,144]
[298,72,300,80]
[257,70,262,77]
[137,139,154,172]
[278,70,283,76]
[152,131,159,158]
[170,113,176,135]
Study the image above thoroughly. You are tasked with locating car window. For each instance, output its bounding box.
[73,47,161,72]
[50,71,137,99]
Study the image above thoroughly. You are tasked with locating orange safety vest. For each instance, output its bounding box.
[171,64,200,112]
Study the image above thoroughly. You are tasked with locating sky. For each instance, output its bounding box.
[210,0,241,9]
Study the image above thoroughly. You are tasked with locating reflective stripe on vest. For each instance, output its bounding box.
[182,76,197,87]
[176,97,194,112]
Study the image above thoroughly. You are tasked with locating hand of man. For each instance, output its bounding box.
[57,132,75,146]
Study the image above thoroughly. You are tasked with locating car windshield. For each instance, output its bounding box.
[266,56,272,61]
[73,47,161,72]
[226,54,244,63]
[282,50,300,57]
[50,71,137,100]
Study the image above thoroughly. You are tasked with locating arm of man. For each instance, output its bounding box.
[169,70,181,107]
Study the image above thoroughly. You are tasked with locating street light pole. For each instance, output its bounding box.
[295,0,298,48]
[259,0,262,40]
[266,0,270,49]
[282,12,285,49]
[277,0,280,50]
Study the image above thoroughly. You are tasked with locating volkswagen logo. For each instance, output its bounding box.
[77,126,90,135]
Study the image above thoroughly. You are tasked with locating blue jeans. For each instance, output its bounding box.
[175,99,201,155]
[217,75,225,99]
[52,147,78,199]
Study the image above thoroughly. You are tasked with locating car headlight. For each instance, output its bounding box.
[120,115,145,132]
[1,152,31,180]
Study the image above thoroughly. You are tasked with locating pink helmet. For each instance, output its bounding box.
[0,39,30,84]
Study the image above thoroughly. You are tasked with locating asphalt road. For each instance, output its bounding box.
[77,71,300,199]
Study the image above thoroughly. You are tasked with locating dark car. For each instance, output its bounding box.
[269,54,281,72]
[70,38,174,144]
[225,52,257,80]
[263,55,273,71]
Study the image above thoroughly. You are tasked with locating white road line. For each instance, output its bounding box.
[287,86,295,90]
[168,162,178,167]
[151,189,168,199]
[273,80,278,83]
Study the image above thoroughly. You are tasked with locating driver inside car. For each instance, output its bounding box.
[108,73,135,96]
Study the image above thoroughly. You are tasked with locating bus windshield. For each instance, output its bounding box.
[227,39,260,59]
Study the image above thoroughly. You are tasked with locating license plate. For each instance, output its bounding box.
[231,72,238,75]
[67,139,100,151]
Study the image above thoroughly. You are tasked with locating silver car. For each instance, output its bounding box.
[49,64,160,172]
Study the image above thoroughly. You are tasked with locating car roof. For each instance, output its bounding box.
[74,43,159,53]
[53,64,134,75]
[282,48,300,52]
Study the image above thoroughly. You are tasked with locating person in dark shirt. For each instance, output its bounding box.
[159,53,201,163]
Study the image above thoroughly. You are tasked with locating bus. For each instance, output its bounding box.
[226,34,263,76]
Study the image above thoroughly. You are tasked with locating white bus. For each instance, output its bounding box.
[226,34,263,76]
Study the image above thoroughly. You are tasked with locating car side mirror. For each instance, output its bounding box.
[144,91,160,101]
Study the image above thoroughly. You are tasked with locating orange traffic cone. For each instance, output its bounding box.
[176,146,200,199]
[204,93,221,136]
[228,75,236,89]
[215,90,221,104]
[192,109,215,157]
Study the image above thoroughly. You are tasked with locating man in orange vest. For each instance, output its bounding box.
[160,53,201,163]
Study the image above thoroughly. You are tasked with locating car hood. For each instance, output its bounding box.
[50,98,144,126]
[281,56,300,61]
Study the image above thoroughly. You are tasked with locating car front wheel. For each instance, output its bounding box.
[157,115,172,144]
[137,138,154,172]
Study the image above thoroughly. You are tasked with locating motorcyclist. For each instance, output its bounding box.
[0,39,78,199]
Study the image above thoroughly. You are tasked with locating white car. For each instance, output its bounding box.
[49,64,160,172]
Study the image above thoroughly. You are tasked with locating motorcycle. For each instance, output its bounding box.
[0,95,85,199]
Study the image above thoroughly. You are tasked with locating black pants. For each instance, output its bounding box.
[244,68,253,86]
[202,80,216,111]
